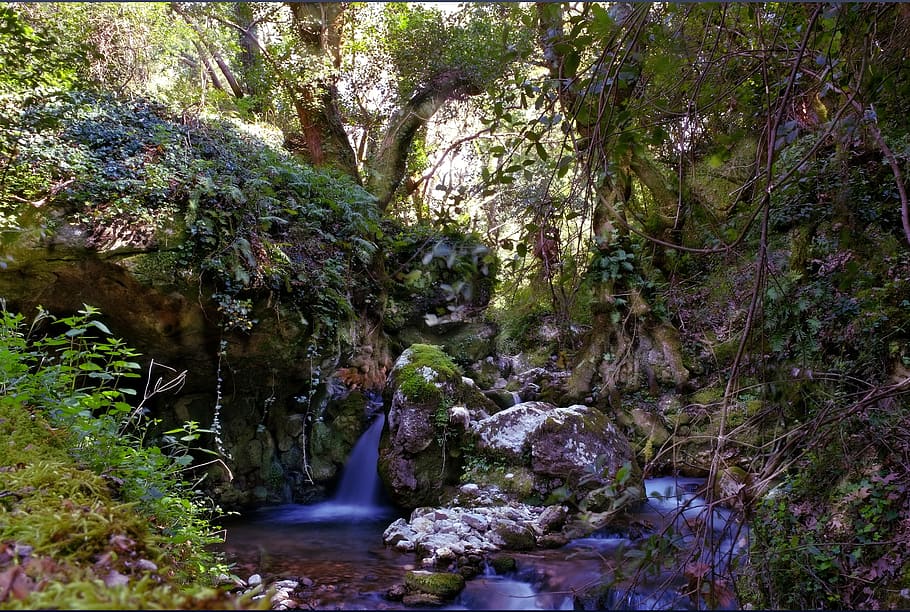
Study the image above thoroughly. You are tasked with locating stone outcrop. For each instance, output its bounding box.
[472,401,640,506]
[377,344,498,508]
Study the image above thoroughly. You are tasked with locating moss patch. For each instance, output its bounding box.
[404,570,465,598]
[395,344,461,404]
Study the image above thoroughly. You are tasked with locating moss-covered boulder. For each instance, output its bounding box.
[403,570,465,599]
[378,344,497,508]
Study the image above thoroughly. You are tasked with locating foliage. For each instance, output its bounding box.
[0,90,381,345]
[15,3,189,97]
[0,6,81,95]
[383,221,497,330]
[750,442,910,609]
[0,303,244,607]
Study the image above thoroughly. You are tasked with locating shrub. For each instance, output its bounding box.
[0,302,244,607]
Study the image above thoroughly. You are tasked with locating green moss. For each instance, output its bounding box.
[489,556,517,574]
[396,344,461,404]
[690,387,724,405]
[0,397,71,466]
[0,454,243,608]
[462,463,534,498]
[404,570,465,598]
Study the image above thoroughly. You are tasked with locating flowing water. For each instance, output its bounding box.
[218,417,747,610]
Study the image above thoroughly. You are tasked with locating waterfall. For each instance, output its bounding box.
[261,412,390,524]
[332,413,385,507]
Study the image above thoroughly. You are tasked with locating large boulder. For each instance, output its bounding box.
[472,401,640,506]
[378,344,497,509]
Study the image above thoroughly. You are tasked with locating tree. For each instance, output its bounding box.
[533,2,690,402]
[175,2,524,211]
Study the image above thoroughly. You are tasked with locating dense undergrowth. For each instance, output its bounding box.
[1,87,494,349]
[0,304,254,609]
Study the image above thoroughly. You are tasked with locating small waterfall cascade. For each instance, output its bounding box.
[332,413,385,507]
[260,409,391,524]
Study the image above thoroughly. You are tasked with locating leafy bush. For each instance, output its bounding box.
[383,221,497,330]
[0,303,242,607]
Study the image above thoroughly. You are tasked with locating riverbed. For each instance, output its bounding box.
[217,476,747,610]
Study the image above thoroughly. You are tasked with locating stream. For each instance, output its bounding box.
[218,414,747,610]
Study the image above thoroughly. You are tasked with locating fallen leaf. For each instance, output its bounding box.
[0,565,33,602]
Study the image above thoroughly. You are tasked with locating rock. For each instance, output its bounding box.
[273,579,300,590]
[386,583,407,601]
[378,344,497,508]
[247,573,262,586]
[483,388,521,410]
[714,466,752,509]
[488,556,517,574]
[536,505,568,532]
[529,405,636,494]
[473,401,556,461]
[573,581,618,610]
[537,533,570,548]
[489,519,536,550]
[461,512,488,531]
[404,570,465,599]
[402,593,444,607]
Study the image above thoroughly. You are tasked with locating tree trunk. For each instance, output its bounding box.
[365,70,482,211]
[285,3,360,181]
[190,40,224,92]
[172,3,243,99]
[537,2,689,403]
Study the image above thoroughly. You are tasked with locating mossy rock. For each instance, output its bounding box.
[462,463,535,499]
[489,555,518,574]
[690,387,724,405]
[404,570,465,599]
[392,344,461,404]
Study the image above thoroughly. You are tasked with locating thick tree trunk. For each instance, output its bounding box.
[365,70,482,211]
[285,3,360,181]
[537,2,689,403]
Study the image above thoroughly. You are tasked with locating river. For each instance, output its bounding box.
[218,411,746,609]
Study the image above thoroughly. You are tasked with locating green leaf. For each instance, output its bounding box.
[89,320,112,335]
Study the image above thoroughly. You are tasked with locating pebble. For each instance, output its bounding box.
[273,579,299,589]
[248,573,262,586]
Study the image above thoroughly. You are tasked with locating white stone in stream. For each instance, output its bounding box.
[462,512,488,531]
[247,573,262,586]
[274,580,299,589]
[383,518,417,548]
[410,516,434,534]
[459,483,479,495]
